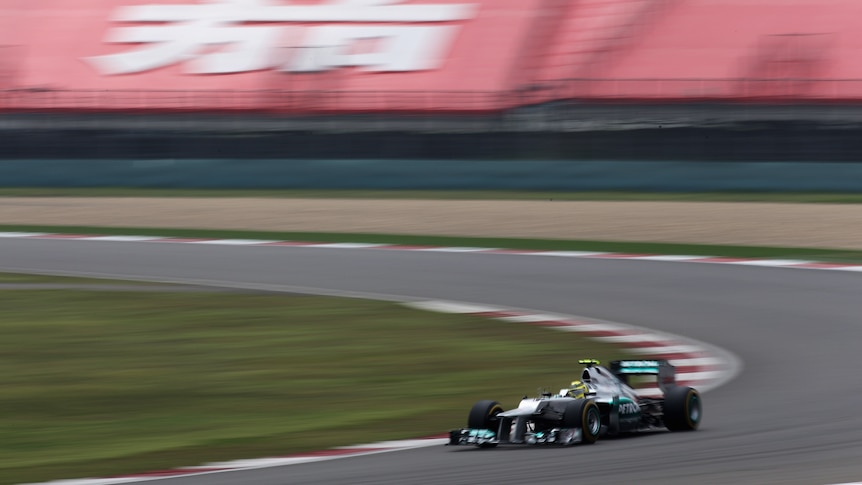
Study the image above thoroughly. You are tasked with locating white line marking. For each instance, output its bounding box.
[497,314,572,323]
[192,457,317,468]
[0,232,49,237]
[731,259,814,266]
[678,370,726,381]
[831,266,862,272]
[552,322,632,333]
[81,236,166,242]
[306,243,390,249]
[632,255,712,261]
[629,344,706,355]
[418,247,497,252]
[191,239,280,245]
[533,251,610,257]
[591,333,669,343]
[20,478,152,484]
[669,357,726,367]
[403,301,503,314]
[340,438,450,449]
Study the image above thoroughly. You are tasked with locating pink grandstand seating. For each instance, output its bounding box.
[534,0,660,83]
[3,0,862,112]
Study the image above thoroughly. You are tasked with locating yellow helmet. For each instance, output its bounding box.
[566,380,588,399]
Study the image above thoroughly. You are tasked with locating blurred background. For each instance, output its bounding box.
[3,0,862,190]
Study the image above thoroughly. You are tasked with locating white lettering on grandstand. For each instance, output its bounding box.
[86,0,477,75]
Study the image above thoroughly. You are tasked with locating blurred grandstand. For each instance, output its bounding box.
[3,0,862,162]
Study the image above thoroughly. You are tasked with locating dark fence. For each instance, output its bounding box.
[5,102,862,190]
[3,122,862,162]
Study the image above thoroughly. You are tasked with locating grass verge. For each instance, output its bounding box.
[0,277,633,484]
[4,225,862,264]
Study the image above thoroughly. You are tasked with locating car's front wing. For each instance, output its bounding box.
[448,426,584,446]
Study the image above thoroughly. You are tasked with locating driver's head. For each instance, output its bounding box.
[566,380,588,399]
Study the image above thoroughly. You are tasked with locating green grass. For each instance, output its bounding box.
[4,225,862,264]
[3,188,862,203]
[0,278,633,484]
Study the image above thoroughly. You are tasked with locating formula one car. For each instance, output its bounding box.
[448,359,701,447]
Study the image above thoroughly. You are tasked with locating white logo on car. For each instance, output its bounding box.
[86,0,478,75]
[619,402,640,414]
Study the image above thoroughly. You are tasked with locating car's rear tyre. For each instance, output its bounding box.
[664,386,701,431]
[563,399,601,444]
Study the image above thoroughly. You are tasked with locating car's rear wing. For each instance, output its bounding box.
[609,360,676,395]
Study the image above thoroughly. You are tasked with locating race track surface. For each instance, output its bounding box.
[3,238,862,485]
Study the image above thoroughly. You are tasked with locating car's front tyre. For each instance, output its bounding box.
[467,399,503,447]
[563,399,601,444]
[467,399,503,430]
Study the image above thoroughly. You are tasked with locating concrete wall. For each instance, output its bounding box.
[3,158,862,191]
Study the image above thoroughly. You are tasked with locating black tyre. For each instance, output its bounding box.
[467,400,503,431]
[663,386,702,431]
[563,399,601,444]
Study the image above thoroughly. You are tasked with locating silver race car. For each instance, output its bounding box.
[448,359,701,448]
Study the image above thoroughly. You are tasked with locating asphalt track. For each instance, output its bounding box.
[3,238,862,485]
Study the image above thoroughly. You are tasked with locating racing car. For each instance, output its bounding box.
[448,359,701,447]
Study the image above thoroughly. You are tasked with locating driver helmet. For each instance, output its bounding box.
[566,380,589,399]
